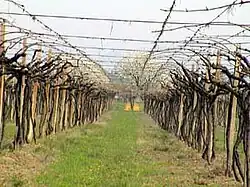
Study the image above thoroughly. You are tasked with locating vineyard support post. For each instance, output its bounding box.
[10,85,14,121]
[52,78,59,134]
[42,49,52,136]
[64,89,69,129]
[214,50,221,125]
[225,46,240,177]
[244,95,250,187]
[191,64,198,148]
[59,75,66,131]
[27,45,41,143]
[15,38,27,147]
[177,93,184,138]
[68,89,75,128]
[207,50,221,163]
[0,22,5,148]
[76,90,82,126]
[200,68,210,158]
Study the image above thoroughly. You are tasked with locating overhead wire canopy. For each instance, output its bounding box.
[0,0,249,84]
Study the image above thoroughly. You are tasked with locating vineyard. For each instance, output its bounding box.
[1,0,250,186]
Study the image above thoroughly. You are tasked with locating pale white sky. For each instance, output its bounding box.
[1,0,249,72]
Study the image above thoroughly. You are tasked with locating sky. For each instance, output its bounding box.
[0,0,250,73]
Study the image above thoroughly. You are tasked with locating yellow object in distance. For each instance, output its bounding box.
[133,104,140,112]
[124,103,131,111]
[124,103,140,112]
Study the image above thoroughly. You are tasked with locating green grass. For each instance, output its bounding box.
[2,122,15,149]
[215,118,246,179]
[215,123,245,174]
[215,126,226,152]
[0,102,241,186]
[214,120,242,154]
[34,103,240,186]
[36,104,145,186]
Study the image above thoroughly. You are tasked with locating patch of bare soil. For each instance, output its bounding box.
[0,143,56,187]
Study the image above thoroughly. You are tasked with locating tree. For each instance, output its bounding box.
[116,52,170,92]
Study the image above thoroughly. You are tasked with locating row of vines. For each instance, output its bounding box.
[144,47,250,186]
[0,22,115,150]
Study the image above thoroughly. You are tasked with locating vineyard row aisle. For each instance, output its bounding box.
[0,103,240,186]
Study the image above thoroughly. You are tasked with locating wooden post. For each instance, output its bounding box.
[82,93,87,123]
[191,64,198,148]
[68,89,75,128]
[52,78,59,134]
[225,46,240,177]
[204,63,217,164]
[207,52,221,164]
[244,97,250,187]
[42,49,52,136]
[76,90,82,126]
[81,93,86,124]
[0,22,5,147]
[215,50,221,82]
[214,49,221,146]
[177,93,184,138]
[59,77,66,131]
[19,38,27,144]
[99,98,103,117]
[27,45,41,143]
[27,81,38,142]
[64,90,69,129]
[48,50,60,135]
[10,86,15,121]
[202,69,210,152]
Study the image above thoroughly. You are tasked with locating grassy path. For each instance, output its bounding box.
[0,103,241,186]
[35,103,239,187]
[37,104,143,186]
